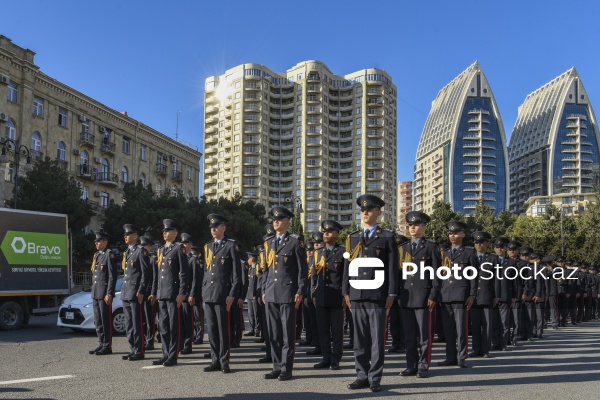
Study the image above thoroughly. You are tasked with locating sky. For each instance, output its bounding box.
[4,0,600,187]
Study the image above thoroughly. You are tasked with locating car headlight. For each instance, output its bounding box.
[84,302,93,308]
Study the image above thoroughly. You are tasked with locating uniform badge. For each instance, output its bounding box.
[284,256,288,263]
[363,200,367,206]
[274,210,279,217]
[235,244,240,252]
[376,249,380,256]
[109,253,115,259]
[334,262,340,269]
[211,218,215,224]
[221,258,225,265]
[411,216,416,222]
[100,265,105,270]
[168,259,172,265]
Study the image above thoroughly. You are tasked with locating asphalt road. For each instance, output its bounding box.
[1,314,599,400]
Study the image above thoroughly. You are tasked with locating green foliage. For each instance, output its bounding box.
[12,158,95,271]
[427,200,461,248]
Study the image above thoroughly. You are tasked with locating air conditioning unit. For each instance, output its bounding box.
[78,115,87,123]
[93,190,101,197]
[73,149,80,155]
[76,181,83,189]
[94,157,102,163]
[0,75,9,85]
[170,155,177,163]
[0,112,7,122]
[99,126,107,133]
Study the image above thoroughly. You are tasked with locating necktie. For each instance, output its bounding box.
[479,254,484,263]
[452,248,457,256]
[364,229,370,239]
[411,242,417,254]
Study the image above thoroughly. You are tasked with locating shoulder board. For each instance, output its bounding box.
[350,230,360,235]
[290,234,300,239]
[426,239,436,243]
[382,228,393,233]
[205,240,213,245]
[235,243,240,252]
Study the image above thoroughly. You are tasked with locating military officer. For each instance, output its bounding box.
[520,247,537,341]
[244,252,260,337]
[89,231,118,355]
[343,195,398,392]
[202,214,242,374]
[300,241,318,348]
[529,252,546,339]
[179,233,201,354]
[507,241,524,345]
[438,221,478,368]
[398,211,441,379]
[230,257,248,348]
[304,231,325,349]
[543,256,560,329]
[256,225,275,363]
[140,235,157,350]
[388,233,408,355]
[120,224,152,361]
[469,231,497,358]
[151,219,190,367]
[492,237,516,351]
[190,245,205,345]
[262,206,308,382]
[311,220,345,371]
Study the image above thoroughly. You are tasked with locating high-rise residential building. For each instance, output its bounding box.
[414,61,509,215]
[508,67,600,214]
[0,36,202,230]
[397,181,412,234]
[203,61,397,232]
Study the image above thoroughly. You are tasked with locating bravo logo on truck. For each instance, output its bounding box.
[1,231,67,265]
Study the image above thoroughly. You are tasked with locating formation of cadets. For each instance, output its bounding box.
[88,194,600,392]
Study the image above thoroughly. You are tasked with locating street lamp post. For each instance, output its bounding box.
[284,195,303,235]
[0,139,33,209]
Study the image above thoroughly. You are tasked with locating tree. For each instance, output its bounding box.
[13,158,95,271]
[427,200,460,248]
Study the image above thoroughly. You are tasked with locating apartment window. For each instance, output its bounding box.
[58,107,68,127]
[356,96,362,104]
[356,181,362,188]
[234,134,240,141]
[7,82,17,103]
[31,132,42,152]
[81,119,90,136]
[57,141,66,161]
[235,81,241,88]
[80,151,89,173]
[296,158,301,165]
[33,96,44,117]
[356,139,362,146]
[187,166,193,180]
[356,117,362,125]
[140,144,146,160]
[4,163,13,182]
[235,92,241,99]
[121,166,128,183]
[234,145,240,152]
[100,192,109,208]
[156,180,162,192]
[234,156,239,162]
[356,160,362,167]
[122,137,131,154]
[296,168,301,175]
[139,173,146,187]
[81,186,89,200]
[234,166,239,173]
[356,170,362,177]
[234,113,240,120]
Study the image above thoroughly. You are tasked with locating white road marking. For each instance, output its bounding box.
[0,375,75,386]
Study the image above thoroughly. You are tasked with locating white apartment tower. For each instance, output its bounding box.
[203,61,397,232]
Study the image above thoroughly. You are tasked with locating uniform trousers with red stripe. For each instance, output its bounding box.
[402,307,433,370]
[142,299,155,348]
[266,302,296,374]
[158,300,180,362]
[351,300,386,384]
[205,302,230,367]
[441,302,468,361]
[179,301,193,352]
[315,306,343,363]
[93,298,112,350]
[123,299,144,356]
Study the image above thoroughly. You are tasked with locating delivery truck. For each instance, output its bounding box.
[0,208,71,330]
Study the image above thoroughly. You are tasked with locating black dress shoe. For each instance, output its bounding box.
[95,348,112,355]
[306,348,322,355]
[243,331,254,336]
[458,360,467,368]
[152,358,167,365]
[388,345,406,353]
[417,369,428,378]
[203,353,212,359]
[482,353,492,358]
[278,372,292,381]
[400,368,417,376]
[299,339,311,346]
[264,370,281,379]
[313,359,331,369]
[230,343,240,348]
[502,346,509,351]
[222,365,231,374]
[347,379,369,390]
[129,354,144,361]
[193,339,204,345]
[258,356,272,363]
[122,354,133,360]
[145,344,155,351]
[468,352,481,357]
[163,359,176,367]
[180,348,192,355]
[370,382,382,392]
[255,338,265,343]
[203,363,221,372]
[343,343,353,349]
[437,359,457,366]
[330,361,340,370]
[89,346,102,355]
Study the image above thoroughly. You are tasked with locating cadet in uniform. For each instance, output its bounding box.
[438,221,477,368]
[262,206,308,381]
[343,195,398,392]
[141,235,157,350]
[120,224,152,361]
[530,252,546,338]
[257,224,275,363]
[202,214,242,374]
[303,232,324,353]
[399,211,441,378]
[301,241,317,348]
[492,237,516,351]
[519,247,537,341]
[151,219,190,367]
[311,220,345,371]
[190,245,205,345]
[89,231,118,356]
[180,233,202,354]
[244,252,260,337]
[388,234,408,354]
[230,257,248,348]
[543,256,559,329]
[470,231,497,358]
[507,241,524,345]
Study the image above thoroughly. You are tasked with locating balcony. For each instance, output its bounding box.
[99,172,119,187]
[30,150,44,162]
[172,171,183,182]
[80,133,96,147]
[156,164,167,175]
[76,164,92,178]
[100,142,116,155]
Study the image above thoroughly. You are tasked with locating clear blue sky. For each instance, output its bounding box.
[4,0,600,185]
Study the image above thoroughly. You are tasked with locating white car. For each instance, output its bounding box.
[57,277,125,335]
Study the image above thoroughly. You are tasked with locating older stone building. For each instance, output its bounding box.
[0,36,201,230]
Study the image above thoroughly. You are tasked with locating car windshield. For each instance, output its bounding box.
[115,277,123,292]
